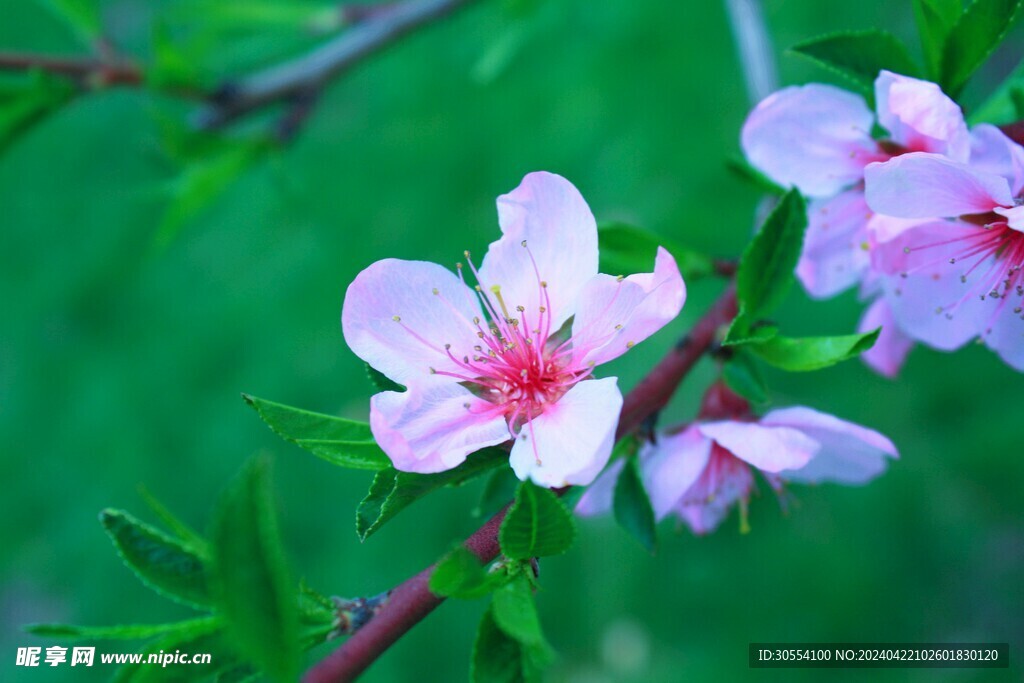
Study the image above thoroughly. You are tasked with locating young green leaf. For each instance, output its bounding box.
[913,0,964,77]
[791,30,920,98]
[26,617,218,641]
[38,0,102,46]
[750,328,880,372]
[940,0,1024,97]
[491,576,545,646]
[209,456,298,683]
[498,482,576,560]
[598,222,715,281]
[722,350,769,404]
[136,485,207,553]
[366,363,404,393]
[430,547,499,599]
[0,73,76,156]
[613,457,657,554]
[471,606,543,683]
[243,393,389,470]
[356,448,507,541]
[99,509,209,609]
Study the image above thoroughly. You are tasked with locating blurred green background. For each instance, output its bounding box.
[3,1,1023,681]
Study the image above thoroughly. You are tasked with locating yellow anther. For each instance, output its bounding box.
[432,287,439,295]
[463,403,471,409]
[521,240,528,247]
[614,324,623,330]
[392,315,401,322]
[626,341,635,349]
[540,281,548,288]
[473,316,481,325]
[516,305,525,312]
[616,275,625,282]
[538,306,546,313]
[464,250,471,258]
[428,367,436,374]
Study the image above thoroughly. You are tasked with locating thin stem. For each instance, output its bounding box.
[302,285,738,683]
[0,52,142,86]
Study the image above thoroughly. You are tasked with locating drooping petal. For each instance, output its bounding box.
[874,71,969,161]
[858,297,914,378]
[370,381,511,474]
[573,459,624,517]
[741,84,879,197]
[697,421,818,472]
[509,377,622,487]
[796,190,872,299]
[478,172,599,333]
[342,259,484,386]
[865,153,1013,219]
[677,497,734,535]
[983,300,1024,371]
[761,406,897,485]
[970,124,1024,195]
[570,247,686,367]
[641,427,713,521]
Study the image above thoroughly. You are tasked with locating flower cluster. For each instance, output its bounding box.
[342,172,686,487]
[743,71,1024,374]
[577,383,897,534]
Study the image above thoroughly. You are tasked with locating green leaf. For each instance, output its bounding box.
[598,222,715,281]
[26,618,217,641]
[99,509,209,608]
[791,30,921,98]
[430,547,498,599]
[722,316,779,347]
[136,485,207,553]
[498,482,576,560]
[209,456,298,683]
[969,58,1024,123]
[750,328,880,372]
[722,350,769,404]
[0,72,76,156]
[38,0,102,46]
[356,448,507,541]
[726,156,786,195]
[492,576,544,646]
[243,394,389,471]
[940,0,1024,97]
[471,606,542,683]
[366,363,404,393]
[612,457,657,554]
[112,618,230,683]
[913,0,964,77]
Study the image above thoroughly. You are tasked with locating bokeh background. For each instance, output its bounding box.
[3,1,1023,681]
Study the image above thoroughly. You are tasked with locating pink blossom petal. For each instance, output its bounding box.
[970,124,1024,195]
[678,498,733,535]
[995,205,1024,233]
[983,301,1024,371]
[761,406,897,485]
[478,172,599,333]
[573,458,624,517]
[874,71,969,161]
[342,259,484,387]
[858,297,914,378]
[641,427,713,521]
[370,381,510,474]
[697,421,818,473]
[571,247,686,366]
[868,213,932,244]
[796,191,872,299]
[865,153,1013,219]
[509,378,622,487]
[741,84,878,197]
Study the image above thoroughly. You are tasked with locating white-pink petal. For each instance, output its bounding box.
[641,427,713,521]
[370,381,510,474]
[858,297,914,378]
[762,406,897,485]
[509,377,622,487]
[983,303,1024,371]
[969,124,1024,195]
[796,191,873,299]
[573,458,624,517]
[697,421,818,473]
[342,258,483,387]
[741,84,878,197]
[571,247,686,367]
[865,153,1013,219]
[874,71,969,161]
[478,172,599,333]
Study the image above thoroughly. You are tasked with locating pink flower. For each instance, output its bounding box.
[864,127,1024,370]
[341,172,686,486]
[577,408,897,534]
[742,71,969,301]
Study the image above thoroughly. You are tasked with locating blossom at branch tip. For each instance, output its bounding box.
[864,127,1024,371]
[341,172,687,487]
[576,408,897,535]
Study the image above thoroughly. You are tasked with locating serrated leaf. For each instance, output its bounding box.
[499,482,576,560]
[100,509,209,608]
[598,222,715,281]
[366,363,404,392]
[243,394,389,470]
[612,457,657,554]
[430,547,498,599]
[38,0,101,46]
[471,606,543,683]
[26,618,216,641]
[356,448,507,541]
[722,350,769,404]
[731,190,807,337]
[0,72,76,156]
[492,576,544,646]
[750,328,880,371]
[791,30,920,98]
[209,456,298,683]
[940,0,1024,97]
[913,0,964,77]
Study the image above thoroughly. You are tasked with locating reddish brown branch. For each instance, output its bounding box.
[302,285,738,683]
[0,52,142,87]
